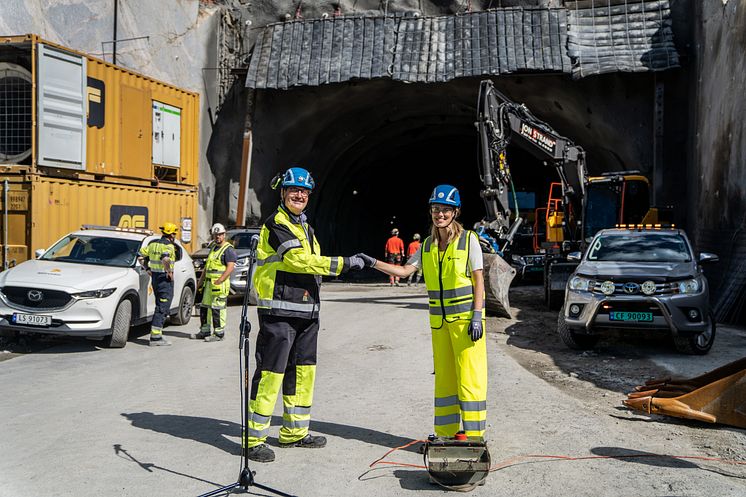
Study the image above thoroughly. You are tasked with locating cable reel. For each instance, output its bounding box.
[423,434,491,492]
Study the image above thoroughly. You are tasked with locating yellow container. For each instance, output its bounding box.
[0,34,199,187]
[0,175,198,266]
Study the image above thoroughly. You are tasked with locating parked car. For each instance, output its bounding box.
[0,226,197,348]
[191,227,260,303]
[558,226,719,354]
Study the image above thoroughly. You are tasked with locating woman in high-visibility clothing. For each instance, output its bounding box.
[357,185,487,439]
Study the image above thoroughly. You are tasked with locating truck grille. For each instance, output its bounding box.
[590,280,675,296]
[1,286,73,309]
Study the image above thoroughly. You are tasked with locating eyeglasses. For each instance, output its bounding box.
[286,187,311,197]
[430,205,455,214]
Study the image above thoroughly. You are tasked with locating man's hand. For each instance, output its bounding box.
[468,310,484,342]
[346,256,365,271]
[355,253,377,268]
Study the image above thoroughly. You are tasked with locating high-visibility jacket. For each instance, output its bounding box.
[422,230,480,328]
[385,236,404,256]
[407,240,421,257]
[139,237,175,273]
[253,206,348,319]
[204,241,232,293]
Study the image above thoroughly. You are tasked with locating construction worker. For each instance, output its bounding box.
[138,222,178,347]
[191,223,236,342]
[356,185,488,440]
[384,228,405,286]
[406,233,422,285]
[246,166,365,463]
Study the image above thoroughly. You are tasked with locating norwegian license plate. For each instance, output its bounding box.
[609,311,653,322]
[12,313,52,326]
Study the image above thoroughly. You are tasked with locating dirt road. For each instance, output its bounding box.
[0,283,744,496]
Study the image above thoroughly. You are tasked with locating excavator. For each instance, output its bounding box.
[476,80,660,314]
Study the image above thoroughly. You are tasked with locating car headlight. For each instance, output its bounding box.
[568,276,591,291]
[600,281,615,295]
[193,260,203,269]
[72,288,117,299]
[678,278,700,294]
[235,256,250,267]
[641,280,656,295]
[511,254,525,265]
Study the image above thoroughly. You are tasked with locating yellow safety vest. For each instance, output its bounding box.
[254,206,344,319]
[139,237,175,273]
[205,241,231,281]
[422,230,477,328]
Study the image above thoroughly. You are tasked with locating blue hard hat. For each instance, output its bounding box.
[272,167,315,191]
[429,184,461,207]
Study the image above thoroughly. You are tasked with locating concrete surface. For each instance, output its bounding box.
[1,283,745,496]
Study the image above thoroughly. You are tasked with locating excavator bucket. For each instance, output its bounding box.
[623,357,746,429]
[482,253,516,319]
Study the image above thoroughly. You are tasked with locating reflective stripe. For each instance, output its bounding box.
[428,286,474,299]
[257,299,320,313]
[257,254,282,266]
[284,406,311,415]
[329,257,339,276]
[444,302,473,314]
[277,239,302,257]
[434,413,461,426]
[462,420,486,432]
[282,418,310,429]
[248,427,269,438]
[460,400,487,412]
[423,237,432,253]
[457,230,468,250]
[250,412,271,424]
[434,395,460,408]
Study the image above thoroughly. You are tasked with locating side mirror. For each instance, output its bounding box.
[201,242,208,248]
[699,252,719,264]
[567,251,582,261]
[35,248,46,259]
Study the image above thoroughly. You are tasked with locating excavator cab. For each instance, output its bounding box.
[583,174,652,241]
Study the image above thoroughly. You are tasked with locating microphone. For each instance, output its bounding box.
[250,234,259,251]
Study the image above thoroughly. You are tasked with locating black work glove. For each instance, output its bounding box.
[344,256,365,271]
[355,253,377,268]
[469,310,484,342]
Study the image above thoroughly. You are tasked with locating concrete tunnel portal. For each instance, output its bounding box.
[245,73,659,260]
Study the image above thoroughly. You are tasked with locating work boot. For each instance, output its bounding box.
[246,443,275,463]
[149,337,172,347]
[204,333,224,342]
[190,330,211,340]
[279,434,327,448]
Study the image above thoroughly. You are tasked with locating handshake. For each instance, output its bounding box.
[345,253,377,271]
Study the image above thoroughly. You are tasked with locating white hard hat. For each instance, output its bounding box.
[211,223,226,235]
[413,233,421,240]
[391,228,399,235]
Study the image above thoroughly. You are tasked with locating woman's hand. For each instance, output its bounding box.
[469,310,484,341]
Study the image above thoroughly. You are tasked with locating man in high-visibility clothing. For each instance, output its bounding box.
[191,223,236,342]
[406,233,422,285]
[139,222,178,347]
[384,228,405,286]
[246,166,365,463]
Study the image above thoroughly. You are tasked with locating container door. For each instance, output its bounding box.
[152,101,181,167]
[120,86,151,178]
[36,43,86,170]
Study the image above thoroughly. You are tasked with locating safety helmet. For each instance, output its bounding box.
[160,222,178,235]
[211,223,227,235]
[413,233,421,240]
[271,166,315,191]
[391,228,399,235]
[429,184,461,208]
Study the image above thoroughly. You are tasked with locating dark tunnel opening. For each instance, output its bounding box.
[248,75,656,262]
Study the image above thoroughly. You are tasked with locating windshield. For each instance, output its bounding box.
[40,235,141,267]
[587,233,691,262]
[584,184,620,240]
[229,231,258,249]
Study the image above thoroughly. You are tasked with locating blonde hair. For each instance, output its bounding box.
[430,208,463,245]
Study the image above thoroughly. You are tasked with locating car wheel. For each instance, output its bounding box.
[103,299,132,348]
[170,285,194,326]
[557,306,599,350]
[673,312,716,355]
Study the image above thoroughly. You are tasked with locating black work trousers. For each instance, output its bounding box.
[151,272,174,330]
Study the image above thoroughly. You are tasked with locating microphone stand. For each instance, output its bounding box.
[197,235,294,497]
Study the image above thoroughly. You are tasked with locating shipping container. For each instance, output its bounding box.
[0,175,197,266]
[0,34,199,186]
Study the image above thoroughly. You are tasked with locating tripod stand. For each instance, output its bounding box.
[198,235,294,497]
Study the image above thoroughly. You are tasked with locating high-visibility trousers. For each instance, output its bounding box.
[200,280,229,335]
[150,272,174,337]
[245,315,319,448]
[432,318,488,439]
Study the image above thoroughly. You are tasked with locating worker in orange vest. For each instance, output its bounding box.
[406,233,422,285]
[384,228,405,286]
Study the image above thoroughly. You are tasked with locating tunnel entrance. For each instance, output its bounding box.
[247,74,655,258]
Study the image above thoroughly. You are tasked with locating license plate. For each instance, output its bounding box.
[609,311,653,322]
[12,313,52,326]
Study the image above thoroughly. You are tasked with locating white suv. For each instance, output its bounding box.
[0,226,197,348]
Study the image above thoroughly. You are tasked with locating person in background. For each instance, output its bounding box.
[138,223,178,347]
[384,228,405,286]
[356,185,488,441]
[406,233,422,285]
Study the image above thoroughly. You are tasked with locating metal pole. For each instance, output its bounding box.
[113,0,118,65]
[4,180,8,270]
